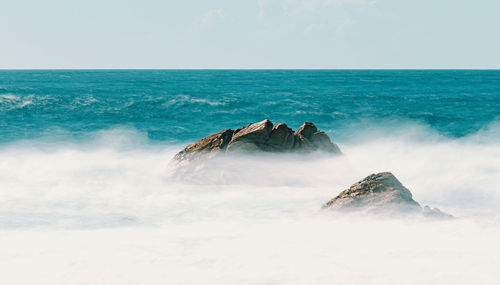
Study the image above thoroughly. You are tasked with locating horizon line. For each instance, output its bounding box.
[1,68,499,71]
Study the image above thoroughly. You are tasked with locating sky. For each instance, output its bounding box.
[0,0,499,69]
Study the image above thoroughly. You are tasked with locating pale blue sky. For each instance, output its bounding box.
[1,0,499,69]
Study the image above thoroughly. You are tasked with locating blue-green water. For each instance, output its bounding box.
[1,70,499,144]
[2,70,500,284]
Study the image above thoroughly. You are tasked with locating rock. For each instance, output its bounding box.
[422,206,454,219]
[324,172,421,213]
[310,131,342,153]
[174,129,234,162]
[323,172,453,219]
[296,122,318,139]
[226,119,274,152]
[265,123,295,152]
[173,120,341,162]
[294,122,341,153]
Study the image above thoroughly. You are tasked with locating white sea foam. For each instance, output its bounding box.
[1,125,500,284]
[0,94,35,108]
[18,100,33,107]
[0,94,20,103]
[0,94,20,100]
[163,94,227,107]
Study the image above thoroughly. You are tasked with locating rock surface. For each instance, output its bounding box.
[226,119,274,152]
[174,119,341,162]
[173,129,234,161]
[294,122,341,153]
[324,172,453,219]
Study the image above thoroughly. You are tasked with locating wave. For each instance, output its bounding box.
[1,122,500,228]
[0,93,36,109]
[1,124,500,284]
[2,70,500,284]
[0,94,20,101]
[163,94,228,107]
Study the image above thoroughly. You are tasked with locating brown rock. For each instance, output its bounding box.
[324,172,420,212]
[173,120,342,162]
[226,119,274,152]
[294,122,341,153]
[295,122,317,139]
[265,123,295,151]
[324,172,453,218]
[310,131,342,153]
[174,129,234,162]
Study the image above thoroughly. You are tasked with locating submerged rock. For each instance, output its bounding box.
[422,206,454,219]
[323,172,453,219]
[174,119,341,162]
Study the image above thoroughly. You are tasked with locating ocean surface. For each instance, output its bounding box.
[1,70,500,284]
[1,70,499,143]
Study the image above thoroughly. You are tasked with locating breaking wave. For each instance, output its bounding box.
[1,123,500,284]
[1,70,499,284]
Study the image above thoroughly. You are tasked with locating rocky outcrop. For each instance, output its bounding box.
[174,119,341,162]
[226,119,274,152]
[265,123,296,152]
[294,122,341,153]
[323,172,453,219]
[173,129,234,161]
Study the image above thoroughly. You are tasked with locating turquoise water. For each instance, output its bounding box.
[1,70,499,143]
[2,70,500,284]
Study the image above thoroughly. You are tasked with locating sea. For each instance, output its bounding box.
[1,70,499,284]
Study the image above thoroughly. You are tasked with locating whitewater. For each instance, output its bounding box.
[1,70,499,284]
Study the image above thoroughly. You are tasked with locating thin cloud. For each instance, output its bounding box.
[257,0,370,17]
[193,8,225,28]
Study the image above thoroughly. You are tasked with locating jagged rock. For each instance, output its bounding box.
[310,131,341,153]
[294,122,341,153]
[296,122,318,139]
[174,129,234,162]
[173,120,341,162]
[323,172,453,219]
[226,119,274,152]
[324,172,421,213]
[265,123,296,151]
